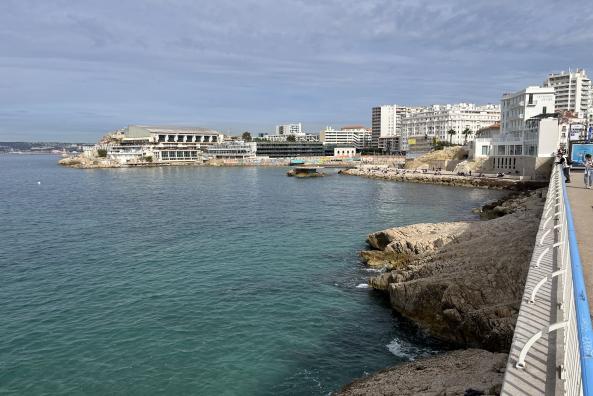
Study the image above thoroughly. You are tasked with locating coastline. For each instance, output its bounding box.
[338,186,546,394]
[339,167,548,190]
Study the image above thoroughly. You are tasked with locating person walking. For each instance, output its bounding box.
[584,153,593,189]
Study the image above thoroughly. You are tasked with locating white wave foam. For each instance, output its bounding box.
[386,338,425,360]
[362,267,382,273]
[355,283,369,289]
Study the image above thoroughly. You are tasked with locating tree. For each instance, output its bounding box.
[461,128,472,145]
[241,131,252,142]
[286,134,296,142]
[97,149,107,157]
[447,129,456,144]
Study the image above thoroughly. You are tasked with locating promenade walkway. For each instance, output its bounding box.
[566,170,593,313]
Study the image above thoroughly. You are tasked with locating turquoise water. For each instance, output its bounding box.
[0,156,505,395]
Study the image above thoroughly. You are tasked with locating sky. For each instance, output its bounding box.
[1,0,592,142]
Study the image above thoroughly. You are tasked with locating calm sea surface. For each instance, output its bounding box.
[0,155,506,395]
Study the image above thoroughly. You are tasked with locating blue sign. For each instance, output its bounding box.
[571,143,593,166]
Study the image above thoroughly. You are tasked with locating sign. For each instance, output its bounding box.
[408,138,416,145]
[569,142,593,167]
[569,124,585,141]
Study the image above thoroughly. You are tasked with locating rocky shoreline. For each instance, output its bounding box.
[339,167,548,190]
[339,188,546,395]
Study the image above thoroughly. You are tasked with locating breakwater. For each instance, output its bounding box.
[340,167,548,190]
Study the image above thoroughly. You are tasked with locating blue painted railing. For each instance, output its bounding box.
[561,167,593,395]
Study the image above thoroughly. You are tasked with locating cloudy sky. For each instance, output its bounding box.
[1,0,592,141]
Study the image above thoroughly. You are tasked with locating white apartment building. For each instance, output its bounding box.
[544,69,592,120]
[275,123,302,135]
[371,105,419,150]
[320,126,371,148]
[500,86,555,136]
[400,103,500,149]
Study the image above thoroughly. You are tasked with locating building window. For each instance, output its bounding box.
[497,145,505,155]
[515,145,522,155]
[528,93,534,105]
[481,146,489,156]
[542,106,547,114]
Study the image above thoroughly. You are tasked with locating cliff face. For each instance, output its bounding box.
[337,349,508,396]
[362,190,545,352]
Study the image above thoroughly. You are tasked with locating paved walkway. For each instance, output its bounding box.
[566,170,593,313]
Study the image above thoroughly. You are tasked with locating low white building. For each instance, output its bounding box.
[207,141,256,159]
[320,126,371,148]
[106,125,224,164]
[333,147,356,158]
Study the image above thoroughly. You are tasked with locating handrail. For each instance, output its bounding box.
[561,165,593,395]
[506,163,593,395]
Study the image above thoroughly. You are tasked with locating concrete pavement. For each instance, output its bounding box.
[566,169,593,312]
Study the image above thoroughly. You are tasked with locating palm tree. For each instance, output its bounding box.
[461,128,472,145]
[447,129,456,144]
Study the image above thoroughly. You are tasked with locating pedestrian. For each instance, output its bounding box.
[584,153,593,189]
[558,152,571,183]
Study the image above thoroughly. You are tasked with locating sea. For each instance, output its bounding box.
[0,155,506,395]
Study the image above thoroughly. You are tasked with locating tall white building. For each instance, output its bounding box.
[276,123,302,135]
[500,86,555,135]
[400,103,500,148]
[371,105,419,150]
[543,69,592,120]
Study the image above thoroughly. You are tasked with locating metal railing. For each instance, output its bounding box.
[505,164,593,394]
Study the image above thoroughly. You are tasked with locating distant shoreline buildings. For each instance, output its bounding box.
[76,67,592,171]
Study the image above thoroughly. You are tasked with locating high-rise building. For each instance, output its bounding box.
[500,86,555,135]
[371,105,419,150]
[543,69,592,120]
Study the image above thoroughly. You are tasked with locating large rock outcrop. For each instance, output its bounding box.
[363,190,545,351]
[338,349,507,396]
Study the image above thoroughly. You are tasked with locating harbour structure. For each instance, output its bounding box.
[544,68,592,121]
[320,125,371,148]
[399,103,501,149]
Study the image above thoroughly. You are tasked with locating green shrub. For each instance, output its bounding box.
[97,149,107,157]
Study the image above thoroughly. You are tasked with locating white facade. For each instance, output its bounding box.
[399,103,500,148]
[333,147,356,158]
[371,105,418,149]
[544,69,592,119]
[275,123,302,135]
[320,126,371,148]
[207,141,256,159]
[501,86,555,136]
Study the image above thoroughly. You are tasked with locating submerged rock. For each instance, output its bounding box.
[337,349,507,396]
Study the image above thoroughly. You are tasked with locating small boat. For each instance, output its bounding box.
[287,167,325,177]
